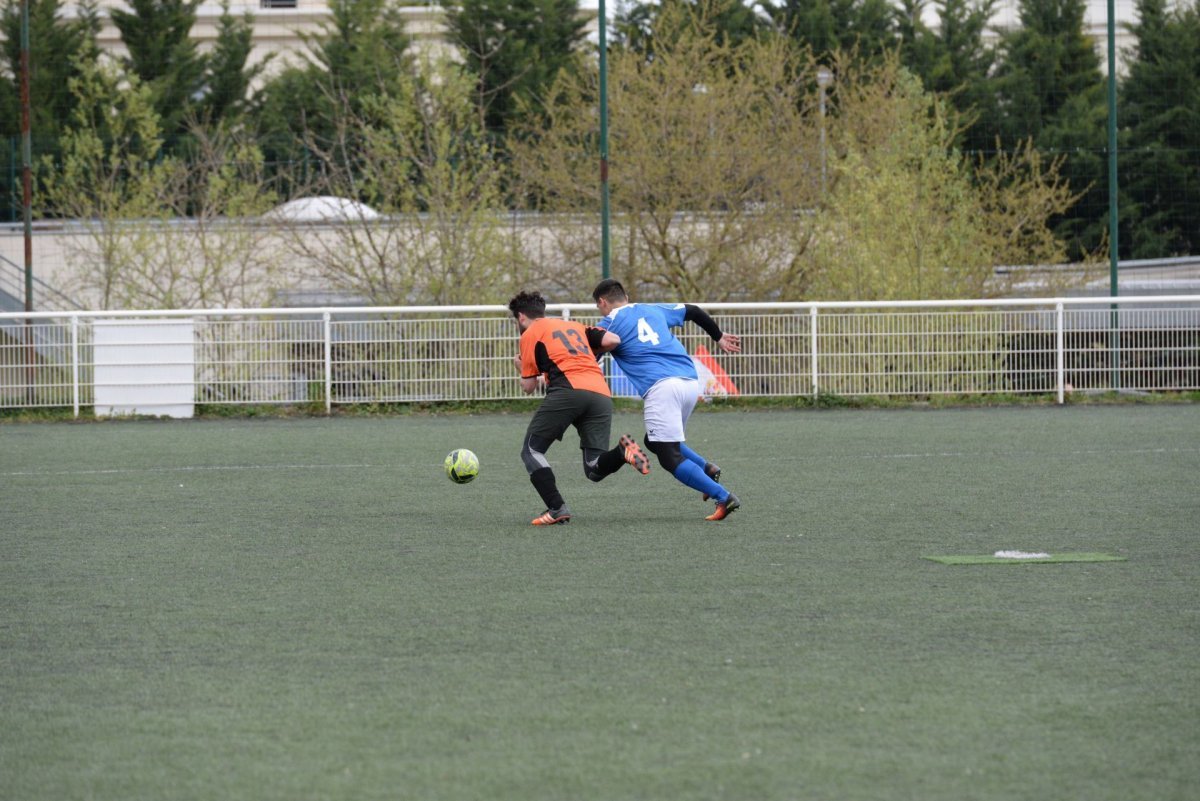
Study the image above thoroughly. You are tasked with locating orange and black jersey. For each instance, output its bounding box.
[519,317,610,396]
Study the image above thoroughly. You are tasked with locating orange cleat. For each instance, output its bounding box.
[705,492,741,521]
[531,508,572,526]
[619,434,651,475]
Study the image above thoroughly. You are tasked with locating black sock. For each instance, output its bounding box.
[594,446,626,478]
[530,467,566,511]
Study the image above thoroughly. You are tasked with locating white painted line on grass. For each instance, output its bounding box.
[1,463,384,477]
[868,446,1200,460]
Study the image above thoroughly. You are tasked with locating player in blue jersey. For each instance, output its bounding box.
[591,278,743,521]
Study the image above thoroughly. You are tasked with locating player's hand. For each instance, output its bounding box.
[717,333,741,353]
[513,354,522,371]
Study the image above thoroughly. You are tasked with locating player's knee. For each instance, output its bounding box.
[519,446,539,474]
[644,437,683,473]
[521,435,552,474]
[582,448,605,482]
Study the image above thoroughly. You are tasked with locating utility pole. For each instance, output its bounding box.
[1106,0,1120,390]
[20,0,32,313]
[20,0,34,404]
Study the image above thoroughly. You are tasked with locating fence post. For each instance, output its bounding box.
[323,311,332,415]
[1056,302,1065,404]
[71,314,79,418]
[810,306,819,399]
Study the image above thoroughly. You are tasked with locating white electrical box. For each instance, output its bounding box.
[93,319,196,419]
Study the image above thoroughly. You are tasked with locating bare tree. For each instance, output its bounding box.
[278,56,529,305]
[515,5,1094,304]
[161,124,283,307]
[39,57,176,309]
[810,53,1094,300]
[513,4,824,301]
[40,57,282,309]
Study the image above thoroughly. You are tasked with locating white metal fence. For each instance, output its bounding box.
[2,297,1198,416]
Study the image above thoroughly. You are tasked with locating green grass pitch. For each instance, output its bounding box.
[3,405,1199,800]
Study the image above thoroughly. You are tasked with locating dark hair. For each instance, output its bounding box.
[508,290,547,319]
[592,278,627,303]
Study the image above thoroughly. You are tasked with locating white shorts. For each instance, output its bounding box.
[642,377,700,442]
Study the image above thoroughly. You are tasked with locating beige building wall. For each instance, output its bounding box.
[0,216,593,310]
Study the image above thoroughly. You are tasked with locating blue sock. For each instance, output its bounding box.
[672,460,727,502]
[679,443,707,469]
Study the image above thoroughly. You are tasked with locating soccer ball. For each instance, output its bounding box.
[444,448,480,484]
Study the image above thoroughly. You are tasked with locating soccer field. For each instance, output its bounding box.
[3,405,1198,801]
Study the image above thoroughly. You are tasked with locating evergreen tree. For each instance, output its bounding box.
[992,0,1102,141]
[0,12,20,221]
[253,0,412,158]
[110,0,207,138]
[1119,0,1200,257]
[613,0,658,54]
[896,0,938,77]
[615,0,770,58]
[198,0,269,126]
[991,0,1106,257]
[0,0,99,220]
[760,0,896,59]
[439,0,587,136]
[897,0,998,154]
[0,0,99,138]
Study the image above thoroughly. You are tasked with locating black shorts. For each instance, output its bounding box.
[526,388,613,451]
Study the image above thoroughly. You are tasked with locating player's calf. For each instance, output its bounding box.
[701,462,722,501]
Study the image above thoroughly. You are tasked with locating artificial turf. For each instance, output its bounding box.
[2,405,1198,800]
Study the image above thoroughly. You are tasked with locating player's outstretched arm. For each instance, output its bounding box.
[683,304,740,353]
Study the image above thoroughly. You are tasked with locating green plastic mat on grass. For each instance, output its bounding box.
[924,552,1127,565]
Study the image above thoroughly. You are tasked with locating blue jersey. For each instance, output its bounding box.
[597,303,697,397]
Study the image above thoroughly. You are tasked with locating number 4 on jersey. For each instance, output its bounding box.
[637,317,660,345]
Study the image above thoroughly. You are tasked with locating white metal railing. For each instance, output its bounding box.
[1,296,1198,415]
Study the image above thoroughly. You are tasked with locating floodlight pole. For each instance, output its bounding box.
[1106,0,1120,390]
[598,0,610,280]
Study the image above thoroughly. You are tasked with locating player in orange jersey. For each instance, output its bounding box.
[509,290,650,525]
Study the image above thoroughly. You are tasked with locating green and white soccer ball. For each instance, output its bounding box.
[444,448,480,484]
